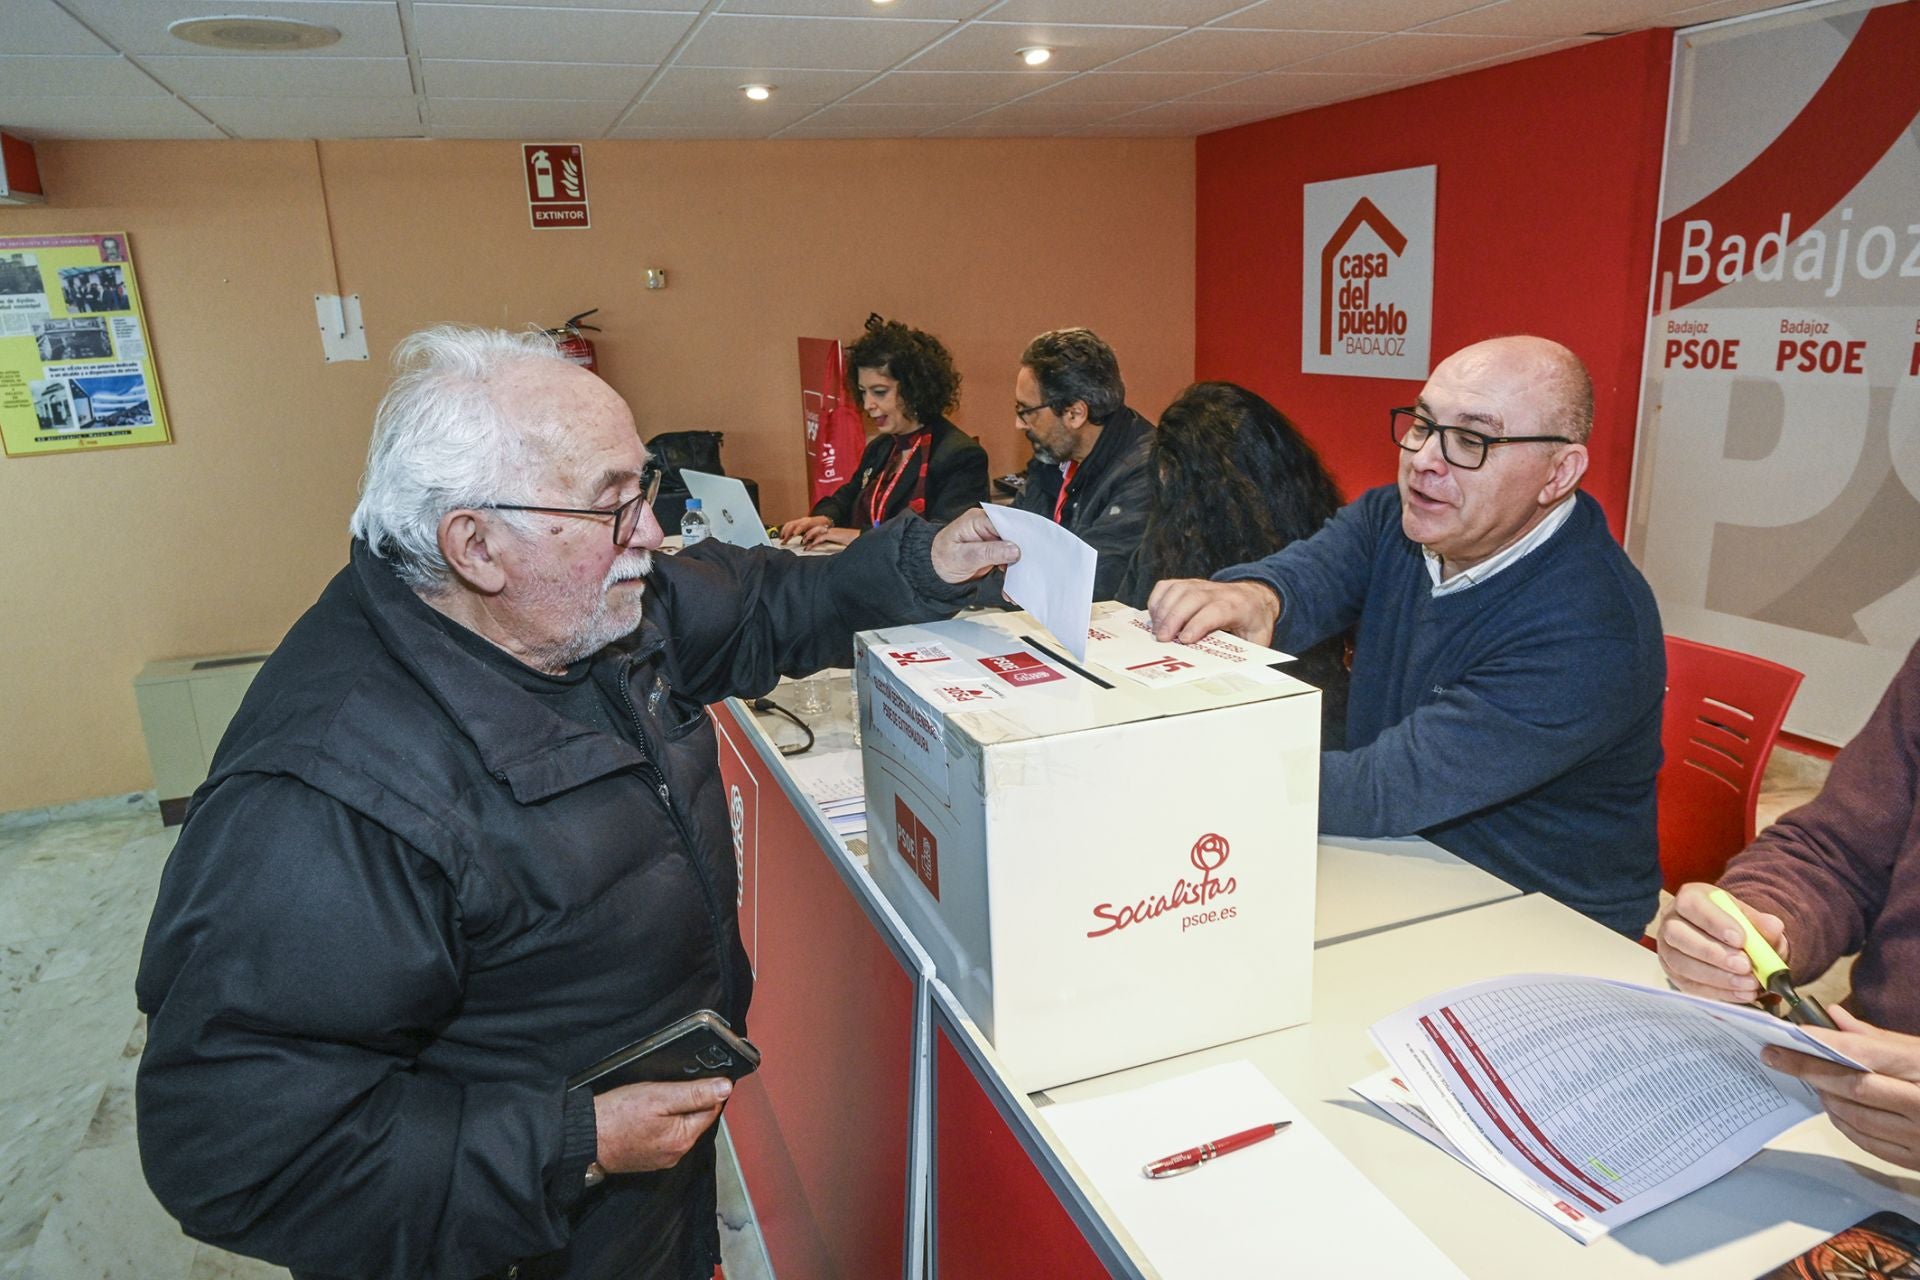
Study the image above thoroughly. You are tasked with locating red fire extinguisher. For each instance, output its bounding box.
[546,309,601,373]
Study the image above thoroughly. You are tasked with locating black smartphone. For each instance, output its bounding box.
[566,1010,761,1094]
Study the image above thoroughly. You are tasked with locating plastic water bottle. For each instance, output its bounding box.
[680,498,710,547]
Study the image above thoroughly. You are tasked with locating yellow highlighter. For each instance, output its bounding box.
[1707,888,1837,1030]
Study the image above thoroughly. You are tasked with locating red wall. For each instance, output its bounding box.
[1194,31,1674,536]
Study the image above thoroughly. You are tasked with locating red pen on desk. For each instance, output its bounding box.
[1141,1120,1291,1179]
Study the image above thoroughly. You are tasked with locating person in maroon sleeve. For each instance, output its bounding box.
[1655,637,1920,1171]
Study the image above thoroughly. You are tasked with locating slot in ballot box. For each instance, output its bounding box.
[856,603,1320,1091]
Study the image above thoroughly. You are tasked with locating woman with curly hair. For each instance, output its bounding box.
[1118,381,1351,745]
[778,315,989,549]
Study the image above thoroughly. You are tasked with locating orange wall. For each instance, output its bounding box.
[0,137,1194,812]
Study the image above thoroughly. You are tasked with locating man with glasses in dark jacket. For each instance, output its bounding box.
[135,325,1016,1280]
[1146,335,1664,938]
[976,327,1154,604]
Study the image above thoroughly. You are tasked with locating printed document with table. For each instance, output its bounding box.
[1361,973,1866,1244]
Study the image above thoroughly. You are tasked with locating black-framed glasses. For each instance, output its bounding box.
[485,463,662,545]
[1389,408,1572,471]
[1013,400,1054,423]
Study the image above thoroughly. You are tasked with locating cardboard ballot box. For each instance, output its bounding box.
[857,602,1320,1091]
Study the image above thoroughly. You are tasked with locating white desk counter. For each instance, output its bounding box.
[1313,834,1521,945]
[1036,894,1920,1278]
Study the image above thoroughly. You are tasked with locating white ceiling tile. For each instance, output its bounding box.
[787,100,981,128]
[428,97,627,133]
[923,123,1063,137]
[607,125,780,137]
[192,96,425,138]
[0,95,224,139]
[1177,69,1404,106]
[946,98,1132,127]
[1285,31,1545,75]
[985,0,1242,23]
[430,0,703,9]
[841,70,1071,104]
[1018,70,1247,104]
[1419,0,1704,37]
[1216,0,1485,32]
[8,1,115,55]
[901,22,1175,73]
[423,59,652,100]
[413,5,698,64]
[0,56,169,97]
[675,14,956,70]
[776,124,932,137]
[619,98,820,128]
[719,0,982,17]
[1663,0,1788,27]
[1102,99,1276,129]
[59,0,406,58]
[141,55,415,98]
[1100,28,1371,74]
[641,66,876,104]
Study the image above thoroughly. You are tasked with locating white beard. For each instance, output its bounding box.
[531,549,653,670]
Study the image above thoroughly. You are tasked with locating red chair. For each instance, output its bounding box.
[1656,636,1804,894]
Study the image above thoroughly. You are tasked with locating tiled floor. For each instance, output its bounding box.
[0,750,1836,1279]
[0,795,771,1280]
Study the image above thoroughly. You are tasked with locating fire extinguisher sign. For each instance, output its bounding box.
[523,144,590,230]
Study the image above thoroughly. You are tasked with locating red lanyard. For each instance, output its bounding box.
[868,432,930,527]
[1051,459,1079,524]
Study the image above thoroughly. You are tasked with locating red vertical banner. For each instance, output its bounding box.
[797,337,865,510]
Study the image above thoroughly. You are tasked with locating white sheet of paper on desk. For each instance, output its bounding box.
[1085,604,1295,687]
[782,751,863,806]
[1366,973,1866,1244]
[1040,1061,1465,1278]
[979,503,1095,662]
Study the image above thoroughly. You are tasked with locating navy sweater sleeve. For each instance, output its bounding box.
[1214,488,1387,651]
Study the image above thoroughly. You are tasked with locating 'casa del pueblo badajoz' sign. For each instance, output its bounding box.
[1301,164,1436,380]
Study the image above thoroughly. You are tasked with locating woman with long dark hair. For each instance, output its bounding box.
[778,315,988,549]
[1119,381,1350,743]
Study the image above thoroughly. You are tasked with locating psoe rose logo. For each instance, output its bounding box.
[1086,834,1239,939]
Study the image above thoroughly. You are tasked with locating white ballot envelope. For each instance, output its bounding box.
[978,503,1096,662]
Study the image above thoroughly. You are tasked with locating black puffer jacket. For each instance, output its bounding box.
[136,519,969,1280]
[972,405,1155,606]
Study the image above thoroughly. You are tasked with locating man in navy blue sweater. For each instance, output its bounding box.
[1149,336,1664,936]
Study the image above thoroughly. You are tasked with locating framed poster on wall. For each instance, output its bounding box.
[1627,0,1920,743]
[0,231,170,458]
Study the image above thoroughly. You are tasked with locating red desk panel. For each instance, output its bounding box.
[715,705,917,1280]
[934,1026,1111,1279]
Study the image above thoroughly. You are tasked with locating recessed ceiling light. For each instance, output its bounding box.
[742,84,773,101]
[871,0,898,5]
[1018,46,1053,67]
[167,16,343,51]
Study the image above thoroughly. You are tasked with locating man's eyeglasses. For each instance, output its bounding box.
[485,463,663,545]
[1013,400,1054,423]
[1389,408,1573,471]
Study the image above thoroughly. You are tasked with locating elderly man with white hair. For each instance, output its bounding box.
[135,325,1015,1280]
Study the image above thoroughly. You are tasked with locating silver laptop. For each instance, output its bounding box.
[679,470,773,549]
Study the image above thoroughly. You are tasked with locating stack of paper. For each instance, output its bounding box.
[1041,1061,1466,1278]
[1361,973,1866,1243]
[783,750,865,840]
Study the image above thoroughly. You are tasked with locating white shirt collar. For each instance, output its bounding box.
[1423,495,1577,596]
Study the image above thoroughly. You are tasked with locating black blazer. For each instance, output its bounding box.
[811,416,989,528]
